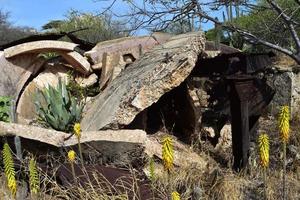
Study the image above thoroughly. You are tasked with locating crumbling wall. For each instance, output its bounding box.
[266,67,300,118]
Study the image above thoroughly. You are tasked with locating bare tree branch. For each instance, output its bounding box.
[267,0,300,53]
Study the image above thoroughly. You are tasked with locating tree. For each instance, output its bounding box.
[104,0,300,64]
[42,10,128,44]
[0,10,36,45]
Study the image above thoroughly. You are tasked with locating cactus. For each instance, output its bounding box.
[34,79,83,132]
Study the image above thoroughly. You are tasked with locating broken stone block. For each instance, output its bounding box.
[0,51,46,98]
[75,73,98,88]
[3,40,78,58]
[0,121,147,164]
[81,31,205,131]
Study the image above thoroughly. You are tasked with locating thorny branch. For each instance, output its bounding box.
[97,0,300,64]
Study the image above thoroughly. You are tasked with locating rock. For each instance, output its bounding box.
[267,71,293,115]
[75,73,98,88]
[60,51,92,75]
[202,126,215,138]
[215,124,232,150]
[85,34,172,88]
[16,63,69,123]
[91,62,102,70]
[3,40,77,58]
[81,31,205,131]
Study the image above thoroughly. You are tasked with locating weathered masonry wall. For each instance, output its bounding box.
[267,67,300,118]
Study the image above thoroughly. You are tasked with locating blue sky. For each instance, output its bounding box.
[0,0,127,30]
[0,0,217,34]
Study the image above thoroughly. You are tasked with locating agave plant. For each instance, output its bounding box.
[0,96,11,122]
[34,79,83,132]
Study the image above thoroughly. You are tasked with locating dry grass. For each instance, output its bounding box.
[1,117,300,199]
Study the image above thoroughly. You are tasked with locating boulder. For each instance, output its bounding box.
[81,31,205,131]
[75,73,98,88]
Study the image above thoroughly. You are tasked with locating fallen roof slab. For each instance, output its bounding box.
[60,51,92,75]
[0,121,146,147]
[4,40,78,58]
[81,31,205,131]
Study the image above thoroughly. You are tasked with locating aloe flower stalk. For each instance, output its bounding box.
[171,191,181,200]
[278,106,290,200]
[258,133,270,169]
[68,150,77,183]
[3,143,17,198]
[258,133,270,200]
[162,136,174,173]
[74,123,84,167]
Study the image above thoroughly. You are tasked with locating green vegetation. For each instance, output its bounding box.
[0,96,11,122]
[34,79,83,132]
[232,0,300,51]
[0,10,35,45]
[42,10,127,44]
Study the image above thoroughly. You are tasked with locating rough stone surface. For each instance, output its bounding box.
[0,121,146,147]
[85,34,171,64]
[85,34,172,88]
[4,40,77,58]
[60,51,92,75]
[0,121,147,164]
[266,69,300,117]
[81,31,205,131]
[267,71,292,113]
[75,73,98,88]
[16,63,69,123]
[0,51,45,98]
[215,124,232,150]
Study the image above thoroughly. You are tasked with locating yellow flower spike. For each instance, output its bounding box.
[258,133,270,168]
[73,123,81,139]
[278,106,290,143]
[29,158,40,195]
[68,150,76,163]
[171,191,181,200]
[162,136,174,172]
[8,180,17,197]
[3,143,17,198]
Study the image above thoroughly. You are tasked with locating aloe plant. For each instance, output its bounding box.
[34,79,83,132]
[0,96,11,122]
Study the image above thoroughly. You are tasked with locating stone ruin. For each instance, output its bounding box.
[0,31,299,171]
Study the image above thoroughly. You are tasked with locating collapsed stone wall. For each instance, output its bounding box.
[266,66,300,118]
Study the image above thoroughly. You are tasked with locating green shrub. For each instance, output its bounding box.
[0,96,11,122]
[34,79,83,132]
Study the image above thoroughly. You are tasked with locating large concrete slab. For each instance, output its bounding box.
[81,31,205,131]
